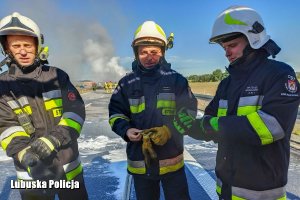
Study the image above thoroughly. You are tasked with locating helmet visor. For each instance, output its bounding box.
[210,32,244,44]
[133,37,165,47]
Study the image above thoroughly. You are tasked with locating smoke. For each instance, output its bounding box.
[0,0,127,82]
[82,24,126,81]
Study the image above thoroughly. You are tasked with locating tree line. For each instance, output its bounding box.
[187,69,228,82]
[188,70,300,82]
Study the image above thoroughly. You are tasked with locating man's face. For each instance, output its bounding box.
[221,36,248,63]
[138,46,163,68]
[6,35,37,67]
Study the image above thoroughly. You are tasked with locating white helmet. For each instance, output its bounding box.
[132,21,167,48]
[0,12,43,55]
[210,6,270,49]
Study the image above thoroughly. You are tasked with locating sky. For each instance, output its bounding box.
[0,0,299,82]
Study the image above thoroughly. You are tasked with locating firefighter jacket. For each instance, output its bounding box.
[109,59,197,177]
[0,63,85,181]
[204,50,300,199]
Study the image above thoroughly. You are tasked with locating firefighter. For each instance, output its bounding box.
[108,21,197,200]
[173,6,300,200]
[0,12,88,199]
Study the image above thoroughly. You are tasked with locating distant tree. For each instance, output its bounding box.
[187,69,229,82]
[296,72,300,80]
[212,69,223,81]
[222,70,229,80]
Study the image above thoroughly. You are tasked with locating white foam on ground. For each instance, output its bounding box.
[0,149,12,162]
[78,135,125,155]
[103,148,127,200]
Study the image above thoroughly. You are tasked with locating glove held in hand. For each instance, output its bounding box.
[18,147,39,173]
[31,135,61,160]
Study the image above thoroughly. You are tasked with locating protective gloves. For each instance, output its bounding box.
[18,147,39,173]
[173,108,220,141]
[141,125,172,167]
[31,135,61,160]
[142,133,157,167]
[144,125,171,145]
[173,108,196,135]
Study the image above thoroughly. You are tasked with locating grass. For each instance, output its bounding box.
[189,82,219,96]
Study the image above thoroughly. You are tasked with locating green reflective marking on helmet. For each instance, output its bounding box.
[155,24,166,37]
[224,13,248,26]
[134,25,142,37]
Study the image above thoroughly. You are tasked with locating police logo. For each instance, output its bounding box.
[285,75,297,93]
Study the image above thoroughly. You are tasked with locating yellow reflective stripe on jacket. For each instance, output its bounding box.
[237,95,263,116]
[65,164,83,181]
[44,99,63,110]
[42,90,62,100]
[217,99,228,116]
[247,110,284,145]
[129,97,145,113]
[156,100,176,109]
[237,106,261,116]
[7,99,32,115]
[1,131,29,150]
[59,118,81,133]
[63,157,83,181]
[127,159,146,174]
[43,90,63,110]
[160,159,184,175]
[156,93,176,109]
[247,112,273,145]
[128,154,184,175]
[0,126,29,150]
[109,114,130,127]
[14,105,33,115]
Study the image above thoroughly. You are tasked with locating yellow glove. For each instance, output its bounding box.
[145,125,171,146]
[142,133,157,167]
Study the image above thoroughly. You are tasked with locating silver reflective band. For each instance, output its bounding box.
[42,90,62,101]
[157,93,175,101]
[257,110,285,141]
[16,171,33,180]
[62,112,84,126]
[0,126,25,141]
[219,99,228,108]
[129,96,145,106]
[7,100,19,109]
[18,97,30,107]
[63,157,81,173]
[232,185,286,200]
[238,95,264,107]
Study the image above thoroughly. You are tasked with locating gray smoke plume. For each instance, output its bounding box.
[0,0,127,82]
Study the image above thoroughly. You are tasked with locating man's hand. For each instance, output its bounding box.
[18,147,39,172]
[31,135,61,160]
[173,108,195,135]
[195,115,220,141]
[126,128,142,142]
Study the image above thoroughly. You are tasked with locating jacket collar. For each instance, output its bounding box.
[132,57,171,77]
[227,49,269,80]
[8,61,42,81]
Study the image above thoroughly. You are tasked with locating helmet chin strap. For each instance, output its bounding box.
[230,44,255,66]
